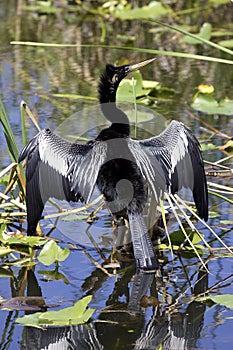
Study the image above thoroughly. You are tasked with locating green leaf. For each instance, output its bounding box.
[126,109,155,123]
[200,143,217,151]
[38,240,70,266]
[40,296,93,321]
[168,229,203,245]
[38,269,70,284]
[0,266,14,278]
[191,93,233,115]
[220,220,233,225]
[0,99,19,162]
[197,294,233,309]
[62,214,88,221]
[16,296,95,327]
[0,247,13,258]
[117,71,151,102]
[218,39,233,48]
[0,231,47,247]
[142,80,160,89]
[15,312,46,329]
[182,23,212,44]
[115,1,171,20]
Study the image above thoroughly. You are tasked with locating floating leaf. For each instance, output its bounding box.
[62,214,88,221]
[0,266,13,278]
[117,71,151,102]
[125,109,155,123]
[115,1,171,20]
[0,247,13,257]
[167,229,203,245]
[15,312,45,329]
[191,93,233,115]
[0,231,47,247]
[200,143,217,151]
[16,296,95,327]
[38,269,70,284]
[220,220,233,225]
[182,23,212,44]
[197,294,233,310]
[22,5,62,14]
[38,240,70,266]
[218,39,233,48]
[208,211,220,219]
[142,80,160,89]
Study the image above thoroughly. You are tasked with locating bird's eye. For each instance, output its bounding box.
[112,74,118,83]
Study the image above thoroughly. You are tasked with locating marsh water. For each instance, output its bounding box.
[0,1,233,349]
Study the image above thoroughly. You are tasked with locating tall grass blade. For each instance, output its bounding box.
[0,99,25,195]
[153,20,233,56]
[20,101,27,147]
[10,42,233,65]
[0,99,19,163]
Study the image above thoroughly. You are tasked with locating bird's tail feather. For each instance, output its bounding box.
[128,212,158,271]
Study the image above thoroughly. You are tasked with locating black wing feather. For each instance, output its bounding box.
[19,129,99,234]
[137,120,208,220]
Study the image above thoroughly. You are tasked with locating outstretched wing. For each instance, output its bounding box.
[19,129,107,234]
[130,120,208,221]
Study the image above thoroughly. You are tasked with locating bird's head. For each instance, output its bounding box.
[99,57,156,104]
[105,57,156,88]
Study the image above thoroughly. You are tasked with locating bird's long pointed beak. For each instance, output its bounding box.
[128,57,156,72]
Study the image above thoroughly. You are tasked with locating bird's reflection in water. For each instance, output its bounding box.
[21,260,208,350]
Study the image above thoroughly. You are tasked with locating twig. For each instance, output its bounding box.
[21,101,41,132]
[81,250,113,277]
[204,160,231,170]
[207,181,233,193]
[43,195,103,220]
[165,193,208,271]
[85,225,106,260]
[0,163,17,179]
[186,110,231,139]
[170,193,213,253]
[0,192,26,211]
[174,194,233,255]
[206,170,233,177]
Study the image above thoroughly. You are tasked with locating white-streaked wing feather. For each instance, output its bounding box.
[18,129,102,233]
[70,141,107,202]
[138,120,208,220]
[127,139,166,203]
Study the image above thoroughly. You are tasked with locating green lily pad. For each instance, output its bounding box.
[200,143,217,151]
[166,229,204,246]
[16,296,95,328]
[62,214,88,221]
[197,294,233,309]
[218,39,233,48]
[182,23,212,44]
[0,231,47,247]
[38,240,70,266]
[117,71,151,103]
[115,1,171,20]
[191,93,233,115]
[38,269,70,284]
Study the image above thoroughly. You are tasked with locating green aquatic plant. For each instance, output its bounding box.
[16,295,95,328]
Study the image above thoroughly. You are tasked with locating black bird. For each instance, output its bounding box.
[19,58,208,271]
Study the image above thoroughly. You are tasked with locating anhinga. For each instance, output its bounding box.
[19,58,208,271]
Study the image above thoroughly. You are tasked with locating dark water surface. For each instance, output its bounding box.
[0,1,233,349]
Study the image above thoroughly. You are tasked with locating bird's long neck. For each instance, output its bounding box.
[98,70,130,136]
